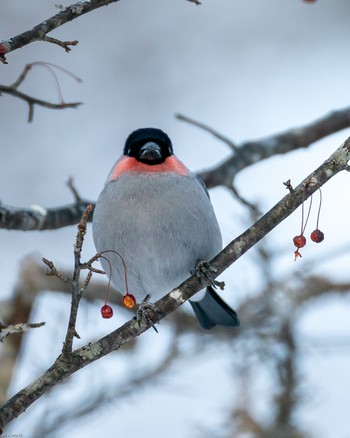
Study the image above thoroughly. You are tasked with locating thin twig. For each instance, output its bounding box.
[62,205,93,355]
[0,322,45,342]
[0,85,81,122]
[1,62,82,121]
[176,113,238,151]
[43,36,78,53]
[42,258,73,283]
[10,64,32,89]
[66,177,82,203]
[228,183,262,214]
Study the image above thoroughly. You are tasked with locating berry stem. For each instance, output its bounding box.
[316,186,323,229]
[99,255,113,306]
[300,190,305,234]
[99,249,130,295]
[301,192,313,234]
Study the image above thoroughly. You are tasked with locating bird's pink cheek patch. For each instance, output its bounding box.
[109,156,190,180]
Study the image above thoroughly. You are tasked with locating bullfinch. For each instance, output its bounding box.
[92,128,240,330]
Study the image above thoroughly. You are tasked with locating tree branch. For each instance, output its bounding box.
[1,136,349,430]
[1,106,350,231]
[0,1,122,63]
[62,205,93,354]
[0,0,199,63]
[0,322,45,343]
[175,113,238,151]
[0,62,82,121]
[193,105,350,188]
[0,200,93,230]
[0,85,81,121]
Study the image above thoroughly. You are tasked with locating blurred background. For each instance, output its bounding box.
[1,0,350,436]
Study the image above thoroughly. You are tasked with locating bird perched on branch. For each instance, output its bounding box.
[92,128,239,330]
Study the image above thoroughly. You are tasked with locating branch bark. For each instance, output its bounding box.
[0,322,45,342]
[0,1,121,63]
[193,106,350,188]
[0,0,199,63]
[1,136,349,430]
[0,85,81,122]
[0,201,93,231]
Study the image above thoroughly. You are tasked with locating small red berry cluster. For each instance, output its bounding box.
[293,181,324,260]
[98,250,136,319]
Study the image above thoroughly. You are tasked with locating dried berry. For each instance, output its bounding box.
[123,293,136,309]
[101,304,113,319]
[98,249,133,319]
[311,229,324,243]
[293,234,306,248]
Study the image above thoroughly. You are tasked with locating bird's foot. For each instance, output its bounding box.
[136,294,159,333]
[195,260,225,290]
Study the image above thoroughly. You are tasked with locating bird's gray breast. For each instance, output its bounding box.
[92,172,222,300]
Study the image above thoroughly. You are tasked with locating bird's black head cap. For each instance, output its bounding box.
[124,128,173,165]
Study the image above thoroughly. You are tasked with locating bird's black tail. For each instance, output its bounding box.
[189,287,240,330]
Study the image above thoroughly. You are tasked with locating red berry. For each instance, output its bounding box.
[293,234,306,248]
[101,304,113,319]
[310,229,324,243]
[122,293,136,309]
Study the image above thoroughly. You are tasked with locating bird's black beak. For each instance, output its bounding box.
[140,142,162,161]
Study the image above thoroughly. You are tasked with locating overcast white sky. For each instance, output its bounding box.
[2,0,350,437]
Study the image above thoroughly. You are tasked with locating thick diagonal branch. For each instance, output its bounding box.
[1,136,349,430]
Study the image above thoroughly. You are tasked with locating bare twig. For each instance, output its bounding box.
[283,179,294,193]
[1,135,349,430]
[176,113,238,151]
[66,177,82,203]
[42,36,78,53]
[0,85,81,121]
[228,183,261,214]
[63,205,93,354]
[0,322,45,342]
[1,63,82,121]
[42,258,73,283]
